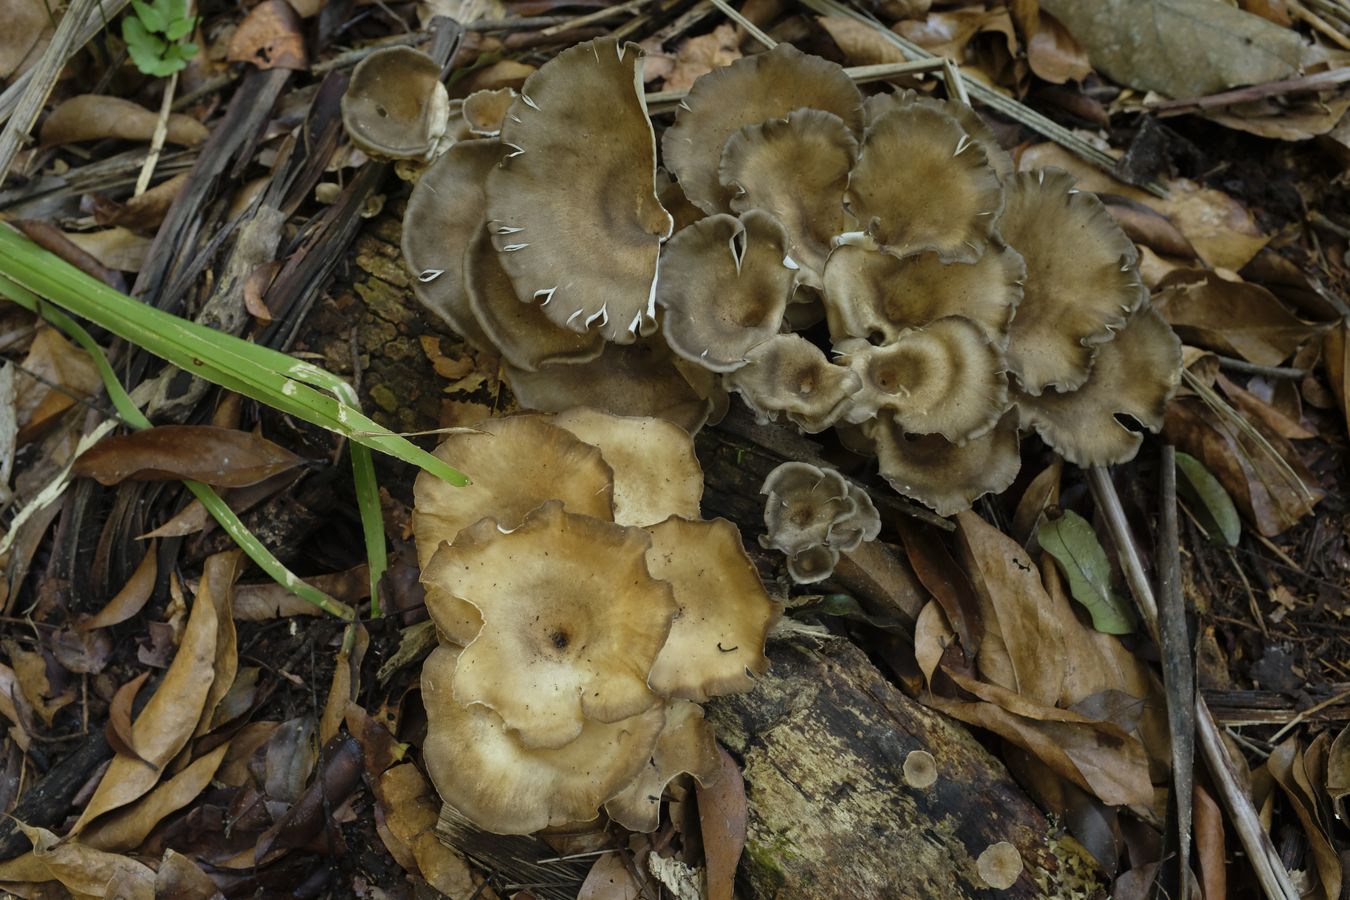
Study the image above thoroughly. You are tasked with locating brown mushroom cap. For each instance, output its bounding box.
[422,644,666,835]
[503,337,718,434]
[603,701,721,833]
[862,91,1013,180]
[341,46,449,159]
[486,39,672,343]
[844,104,1003,262]
[441,502,674,749]
[655,210,794,372]
[836,317,1011,443]
[402,139,508,351]
[760,461,853,554]
[822,243,1024,347]
[976,842,1024,890]
[871,409,1021,516]
[831,484,881,552]
[999,168,1148,395]
[662,42,864,215]
[719,109,858,286]
[465,223,605,371]
[462,87,516,136]
[643,517,779,701]
[787,544,841,584]
[552,408,703,527]
[1016,305,1182,466]
[724,334,861,433]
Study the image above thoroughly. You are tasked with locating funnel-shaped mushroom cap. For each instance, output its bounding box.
[412,415,614,571]
[822,243,1024,347]
[725,334,861,433]
[422,645,666,835]
[760,461,853,553]
[872,409,1021,516]
[656,210,794,372]
[402,139,509,351]
[643,517,778,701]
[837,318,1011,443]
[486,39,672,344]
[552,408,703,526]
[831,484,881,552]
[603,701,721,833]
[844,104,1003,262]
[440,502,674,749]
[341,46,450,159]
[465,224,605,371]
[504,338,718,434]
[662,42,864,215]
[862,91,1013,180]
[1000,168,1148,395]
[788,545,841,584]
[462,87,516,136]
[1016,306,1182,466]
[719,109,858,286]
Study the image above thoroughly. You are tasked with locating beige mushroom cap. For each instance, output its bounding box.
[1016,306,1182,466]
[725,334,861,433]
[462,87,516,136]
[662,42,864,215]
[831,484,881,552]
[552,408,703,527]
[862,90,1013,180]
[719,109,858,286]
[441,502,674,749]
[787,545,841,584]
[1000,168,1148,395]
[822,243,1024,347]
[401,139,507,351]
[844,104,1003,262]
[656,210,794,372]
[465,223,605,371]
[341,46,449,159]
[603,701,721,833]
[837,317,1011,444]
[872,409,1022,516]
[643,517,779,701]
[486,39,672,344]
[760,461,853,554]
[422,644,666,835]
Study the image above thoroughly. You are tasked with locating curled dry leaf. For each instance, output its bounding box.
[40,96,209,147]
[80,742,230,851]
[661,22,741,92]
[1025,12,1091,84]
[696,745,746,900]
[374,763,482,897]
[74,425,306,487]
[106,671,152,765]
[3,640,72,726]
[226,0,308,70]
[1154,270,1319,367]
[92,172,189,234]
[232,565,369,620]
[193,552,242,738]
[256,734,363,858]
[0,0,48,80]
[83,542,157,630]
[154,850,223,898]
[17,824,156,898]
[15,326,101,439]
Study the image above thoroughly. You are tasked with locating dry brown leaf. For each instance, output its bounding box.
[226,0,308,70]
[92,173,189,234]
[696,745,746,900]
[578,852,645,900]
[193,552,242,738]
[139,499,210,539]
[662,23,741,92]
[1325,320,1349,442]
[243,260,280,322]
[320,624,367,744]
[62,228,153,273]
[2,640,71,727]
[106,671,151,764]
[1217,374,1315,440]
[1011,458,1061,548]
[1155,270,1321,367]
[216,720,280,787]
[83,542,157,631]
[15,326,100,440]
[376,763,483,897]
[81,742,230,851]
[461,59,535,93]
[154,850,223,898]
[1150,180,1270,270]
[898,520,983,658]
[40,95,208,147]
[19,824,155,899]
[1026,12,1091,84]
[1192,783,1227,900]
[818,15,909,65]
[0,0,48,80]
[74,425,306,487]
[68,574,220,833]
[1100,195,1197,260]
[1205,93,1350,141]
[1265,738,1342,899]
[232,566,368,620]
[0,661,35,749]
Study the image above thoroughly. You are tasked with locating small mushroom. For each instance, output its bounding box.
[643,516,779,701]
[976,841,1024,890]
[422,644,666,835]
[462,87,516,136]
[999,168,1148,395]
[603,701,721,833]
[1016,305,1182,466]
[836,317,1011,443]
[656,210,794,372]
[760,461,854,554]
[862,90,1013,180]
[871,409,1021,516]
[843,104,1003,262]
[440,502,675,750]
[485,39,673,343]
[787,545,840,584]
[830,484,881,552]
[724,334,861,433]
[341,46,450,160]
[822,243,1024,347]
[719,109,859,285]
[662,42,864,215]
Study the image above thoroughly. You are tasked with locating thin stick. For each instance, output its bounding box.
[135,70,177,197]
[1148,65,1350,115]
[539,0,647,37]
[709,0,777,49]
[1215,356,1309,380]
[1266,685,1350,744]
[1289,0,1350,50]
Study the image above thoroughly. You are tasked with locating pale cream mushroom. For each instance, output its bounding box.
[662,42,864,214]
[999,168,1148,395]
[656,210,794,372]
[1016,306,1182,466]
[724,334,861,433]
[462,87,516,136]
[603,701,722,833]
[486,39,672,343]
[871,409,1022,516]
[422,645,665,835]
[843,104,1003,262]
[341,46,449,159]
[441,503,675,749]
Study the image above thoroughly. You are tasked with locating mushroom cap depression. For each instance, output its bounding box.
[725,334,861,433]
[462,87,516,136]
[341,46,449,159]
[760,461,854,553]
[871,409,1022,517]
[862,91,1013,180]
[486,39,672,343]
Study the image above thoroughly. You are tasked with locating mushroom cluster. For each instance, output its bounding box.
[760,462,880,584]
[398,37,1183,516]
[413,410,780,835]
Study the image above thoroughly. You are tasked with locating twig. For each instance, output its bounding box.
[1148,65,1350,116]
[1289,0,1350,50]
[1215,355,1309,380]
[1267,685,1350,744]
[539,0,648,37]
[135,71,178,197]
[709,0,776,49]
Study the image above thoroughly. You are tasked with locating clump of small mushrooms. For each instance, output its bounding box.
[385,37,1182,520]
[760,462,879,584]
[413,410,780,835]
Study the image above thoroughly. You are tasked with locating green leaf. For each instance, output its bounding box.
[164,16,196,41]
[1176,452,1241,547]
[122,15,162,51]
[131,0,167,33]
[1038,510,1136,635]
